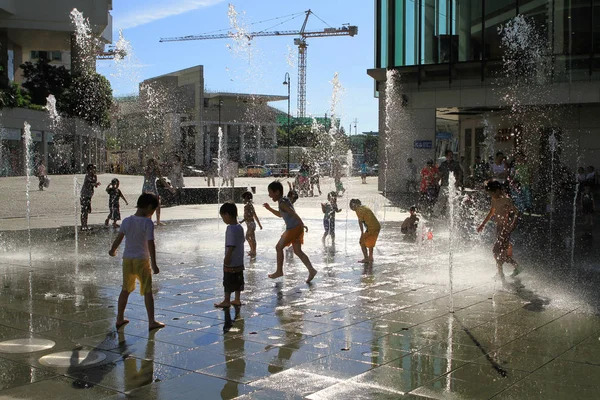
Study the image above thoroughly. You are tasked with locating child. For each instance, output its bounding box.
[477,180,520,278]
[287,181,299,205]
[108,193,165,331]
[581,183,595,234]
[215,202,245,308]
[349,199,381,263]
[80,164,101,231]
[401,206,419,237]
[105,178,129,228]
[240,191,263,257]
[321,191,342,243]
[263,181,317,283]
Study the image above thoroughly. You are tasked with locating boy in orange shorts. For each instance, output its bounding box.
[263,181,317,283]
[109,193,165,331]
[350,199,381,263]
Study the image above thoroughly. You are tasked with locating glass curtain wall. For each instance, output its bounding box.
[377,0,599,77]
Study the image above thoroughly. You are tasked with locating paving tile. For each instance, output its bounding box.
[295,354,376,380]
[0,375,119,399]
[0,357,57,390]
[249,369,342,397]
[387,352,468,376]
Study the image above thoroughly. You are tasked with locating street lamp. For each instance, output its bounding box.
[218,99,224,129]
[283,73,291,178]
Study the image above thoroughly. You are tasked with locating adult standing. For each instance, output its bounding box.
[406,158,418,192]
[419,160,439,214]
[490,152,509,184]
[142,158,173,225]
[434,150,461,217]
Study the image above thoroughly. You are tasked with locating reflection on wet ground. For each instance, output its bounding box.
[0,217,599,399]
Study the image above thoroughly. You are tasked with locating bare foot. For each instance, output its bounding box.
[230,300,243,306]
[357,259,369,263]
[148,321,166,330]
[115,319,129,330]
[214,301,231,308]
[156,221,166,226]
[306,269,317,283]
[268,271,284,279]
[247,252,256,257]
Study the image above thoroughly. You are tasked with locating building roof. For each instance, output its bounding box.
[204,92,288,102]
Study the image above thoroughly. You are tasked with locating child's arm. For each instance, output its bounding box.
[321,203,327,213]
[252,205,263,229]
[120,191,129,205]
[263,203,281,217]
[148,240,159,274]
[224,246,234,267]
[108,233,125,256]
[477,208,495,232]
[358,219,365,234]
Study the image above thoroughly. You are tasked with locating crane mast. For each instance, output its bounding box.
[159,10,357,118]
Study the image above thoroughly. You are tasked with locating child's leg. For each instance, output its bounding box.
[269,239,285,279]
[105,213,110,226]
[368,247,374,261]
[358,234,369,262]
[231,291,242,306]
[144,292,165,330]
[214,291,232,307]
[81,209,88,228]
[116,289,130,328]
[292,241,317,283]
[156,203,161,224]
[248,231,257,255]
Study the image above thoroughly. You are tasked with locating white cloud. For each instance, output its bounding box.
[116,0,226,30]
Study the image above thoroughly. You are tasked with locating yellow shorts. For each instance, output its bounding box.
[281,225,304,247]
[360,230,380,248]
[122,258,153,295]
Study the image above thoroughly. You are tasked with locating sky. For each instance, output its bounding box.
[96,0,379,134]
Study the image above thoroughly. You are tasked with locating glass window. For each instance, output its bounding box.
[52,51,62,61]
[381,0,388,67]
[457,0,483,61]
[484,0,517,60]
[395,0,404,66]
[404,0,418,65]
[421,0,436,64]
[595,0,600,53]
[30,51,39,59]
[553,0,592,55]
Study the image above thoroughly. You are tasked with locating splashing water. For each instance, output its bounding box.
[383,70,401,221]
[45,95,61,127]
[69,8,96,71]
[74,176,79,257]
[570,182,580,270]
[23,122,32,270]
[448,174,457,312]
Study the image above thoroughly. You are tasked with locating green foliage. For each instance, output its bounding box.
[62,72,113,128]
[20,59,71,105]
[0,82,33,109]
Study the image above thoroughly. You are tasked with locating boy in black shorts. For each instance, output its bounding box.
[80,164,101,231]
[214,202,245,308]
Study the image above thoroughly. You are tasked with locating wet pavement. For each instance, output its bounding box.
[1,176,600,399]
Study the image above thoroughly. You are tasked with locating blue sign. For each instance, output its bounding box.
[414,140,433,149]
[436,131,453,140]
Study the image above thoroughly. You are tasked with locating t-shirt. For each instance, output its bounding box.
[438,160,460,186]
[225,224,245,269]
[323,202,339,221]
[107,187,122,208]
[356,205,381,232]
[80,174,97,198]
[120,215,155,259]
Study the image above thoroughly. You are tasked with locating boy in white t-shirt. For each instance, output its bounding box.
[109,193,165,330]
[214,202,245,308]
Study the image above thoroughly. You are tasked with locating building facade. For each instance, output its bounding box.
[369,0,600,193]
[0,0,113,175]
[112,65,287,170]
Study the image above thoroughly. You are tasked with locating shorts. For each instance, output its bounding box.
[109,205,121,221]
[360,229,380,248]
[323,218,335,235]
[281,224,304,247]
[122,258,153,295]
[493,225,514,262]
[246,221,256,235]
[223,269,244,293]
[80,197,92,214]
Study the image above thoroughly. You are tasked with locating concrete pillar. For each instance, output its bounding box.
[239,126,245,162]
[378,81,436,193]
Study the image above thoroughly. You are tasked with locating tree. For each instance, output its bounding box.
[62,72,113,128]
[20,59,71,106]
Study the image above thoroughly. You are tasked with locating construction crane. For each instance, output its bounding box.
[159,10,357,118]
